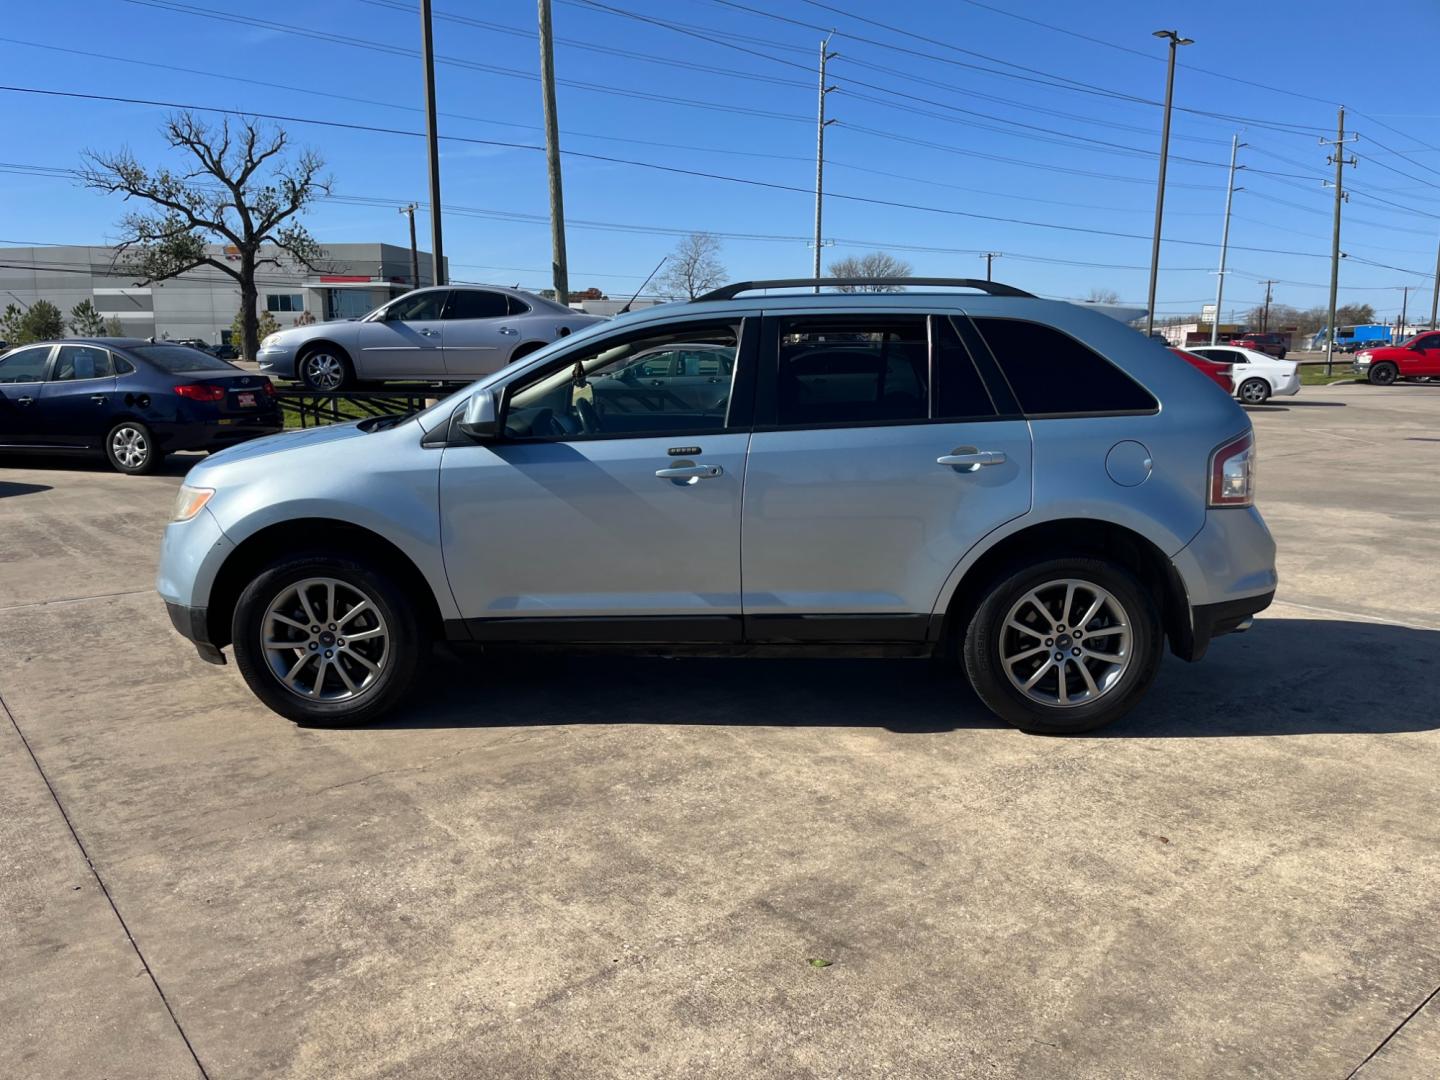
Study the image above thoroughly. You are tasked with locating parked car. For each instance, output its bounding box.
[158,277,1275,735]
[1229,332,1289,360]
[204,343,240,361]
[1170,348,1235,395]
[1353,330,1440,385]
[1187,345,1300,404]
[0,338,281,474]
[256,285,606,391]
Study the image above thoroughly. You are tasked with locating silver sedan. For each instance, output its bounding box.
[257,285,606,390]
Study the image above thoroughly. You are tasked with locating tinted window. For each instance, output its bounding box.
[1195,348,1243,365]
[114,356,135,374]
[934,317,997,419]
[131,346,232,373]
[387,290,448,322]
[0,345,50,382]
[1417,335,1440,350]
[443,289,509,320]
[52,345,115,381]
[776,316,927,426]
[971,318,1156,415]
[506,294,532,316]
[505,321,740,438]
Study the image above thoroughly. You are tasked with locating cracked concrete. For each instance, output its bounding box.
[2,382,1439,1078]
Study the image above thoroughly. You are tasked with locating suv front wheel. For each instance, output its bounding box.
[963,557,1163,734]
[231,554,427,725]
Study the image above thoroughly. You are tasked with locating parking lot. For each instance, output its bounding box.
[2,381,1438,1079]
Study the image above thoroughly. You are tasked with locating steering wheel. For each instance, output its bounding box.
[574,396,600,435]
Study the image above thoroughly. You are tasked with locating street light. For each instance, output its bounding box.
[1145,29,1193,338]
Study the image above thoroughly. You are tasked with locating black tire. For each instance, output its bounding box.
[104,420,161,475]
[231,553,429,726]
[297,345,355,391]
[1238,377,1271,405]
[1369,362,1398,386]
[962,557,1163,735]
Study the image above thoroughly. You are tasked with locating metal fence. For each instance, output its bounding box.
[274,388,444,428]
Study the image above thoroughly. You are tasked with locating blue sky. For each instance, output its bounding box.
[3,0,1439,320]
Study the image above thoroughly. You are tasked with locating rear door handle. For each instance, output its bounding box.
[91,394,108,404]
[498,326,519,335]
[655,463,723,482]
[938,448,1007,471]
[16,395,35,406]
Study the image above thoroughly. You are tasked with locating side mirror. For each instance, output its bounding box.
[458,388,499,440]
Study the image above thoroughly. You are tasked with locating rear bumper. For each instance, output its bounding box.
[1274,373,1301,396]
[165,601,226,665]
[1168,506,1278,661]
[156,414,284,451]
[1185,590,1273,661]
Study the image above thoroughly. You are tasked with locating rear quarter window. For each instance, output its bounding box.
[970,317,1157,416]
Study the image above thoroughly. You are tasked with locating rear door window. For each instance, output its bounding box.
[774,316,928,426]
[970,317,1156,416]
[51,345,115,381]
[443,289,509,320]
[933,316,998,419]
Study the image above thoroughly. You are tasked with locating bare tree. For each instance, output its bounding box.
[1086,288,1121,304]
[655,232,727,299]
[827,251,913,291]
[81,112,331,360]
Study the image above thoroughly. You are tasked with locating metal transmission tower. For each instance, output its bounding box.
[1145,29,1193,338]
[1321,107,1357,374]
[537,0,570,304]
[1210,134,1245,345]
[419,0,445,285]
[398,203,420,288]
[812,33,838,292]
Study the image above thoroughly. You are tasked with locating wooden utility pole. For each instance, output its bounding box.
[981,252,1001,281]
[419,0,445,285]
[1321,107,1356,374]
[1261,279,1275,332]
[812,33,837,291]
[399,203,420,287]
[537,0,569,304]
[1431,236,1440,329]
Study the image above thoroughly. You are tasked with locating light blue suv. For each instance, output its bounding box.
[158,278,1276,734]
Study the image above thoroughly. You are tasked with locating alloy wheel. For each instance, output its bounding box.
[304,353,345,390]
[261,577,389,701]
[1240,379,1269,404]
[111,426,149,469]
[999,578,1132,708]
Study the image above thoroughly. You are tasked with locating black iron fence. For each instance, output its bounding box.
[274,388,447,428]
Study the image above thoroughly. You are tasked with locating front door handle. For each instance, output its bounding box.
[91,394,108,404]
[16,395,35,406]
[655,463,723,483]
[938,447,1007,471]
[418,328,439,337]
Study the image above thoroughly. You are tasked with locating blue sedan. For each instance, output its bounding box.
[0,338,283,474]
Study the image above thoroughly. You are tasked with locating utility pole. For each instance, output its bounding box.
[419,0,446,286]
[1432,235,1440,329]
[398,203,420,287]
[1146,29,1193,338]
[1260,279,1275,332]
[981,252,1001,281]
[537,0,569,304]
[1211,134,1244,345]
[1399,284,1409,339]
[1321,106,1356,374]
[812,33,837,291]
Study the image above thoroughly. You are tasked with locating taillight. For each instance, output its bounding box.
[259,378,275,397]
[1209,431,1255,507]
[174,383,226,402]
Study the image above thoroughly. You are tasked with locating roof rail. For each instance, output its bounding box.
[692,277,1035,302]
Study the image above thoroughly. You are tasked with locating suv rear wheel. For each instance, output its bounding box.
[231,554,427,725]
[962,557,1162,734]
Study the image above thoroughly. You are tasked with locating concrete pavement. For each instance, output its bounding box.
[2,381,1438,1079]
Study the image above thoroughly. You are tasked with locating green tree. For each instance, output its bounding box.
[81,111,331,361]
[232,306,280,349]
[0,299,65,345]
[104,315,125,336]
[1335,303,1377,327]
[69,299,107,336]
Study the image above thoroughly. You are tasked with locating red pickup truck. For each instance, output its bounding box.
[1354,331,1440,385]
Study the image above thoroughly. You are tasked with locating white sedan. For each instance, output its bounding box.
[1188,345,1300,405]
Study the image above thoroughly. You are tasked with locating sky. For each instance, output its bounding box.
[2,0,1439,323]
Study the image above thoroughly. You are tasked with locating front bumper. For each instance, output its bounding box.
[157,505,235,664]
[257,346,298,380]
[165,601,226,664]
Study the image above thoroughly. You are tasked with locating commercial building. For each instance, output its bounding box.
[0,243,443,345]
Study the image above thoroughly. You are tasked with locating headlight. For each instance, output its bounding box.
[1356,351,1372,362]
[172,485,215,522]
[261,333,280,347]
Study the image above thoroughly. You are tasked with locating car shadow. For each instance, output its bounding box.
[0,451,201,477]
[369,617,1440,739]
[0,481,52,499]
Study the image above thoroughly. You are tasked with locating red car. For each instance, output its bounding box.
[1229,332,1289,359]
[1171,347,1234,395]
[1354,331,1440,385]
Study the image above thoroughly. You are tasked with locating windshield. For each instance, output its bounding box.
[131,345,235,372]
